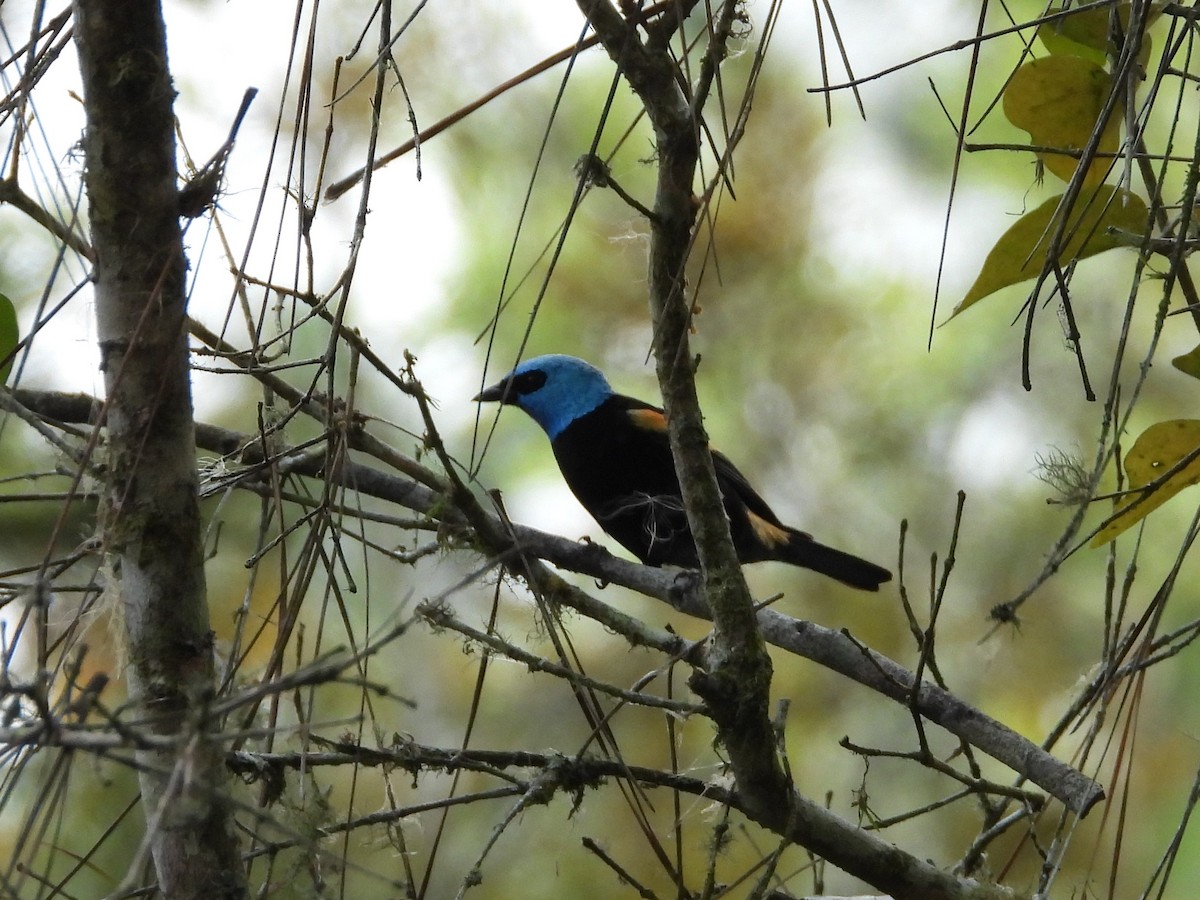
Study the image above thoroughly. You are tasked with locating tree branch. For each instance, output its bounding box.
[575,0,789,852]
[7,384,1104,819]
[228,740,1018,899]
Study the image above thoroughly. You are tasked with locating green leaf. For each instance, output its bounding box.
[952,186,1147,317]
[1172,344,1200,380]
[1037,23,1108,66]
[1092,420,1200,546]
[1003,55,1121,186]
[1038,3,1162,63]
[0,293,17,385]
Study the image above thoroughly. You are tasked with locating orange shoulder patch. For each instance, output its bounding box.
[628,408,668,432]
[745,509,791,549]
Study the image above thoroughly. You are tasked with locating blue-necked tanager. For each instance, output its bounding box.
[475,354,891,591]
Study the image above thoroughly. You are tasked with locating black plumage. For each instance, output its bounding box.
[476,355,891,591]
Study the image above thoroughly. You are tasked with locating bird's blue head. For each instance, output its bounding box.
[475,354,614,440]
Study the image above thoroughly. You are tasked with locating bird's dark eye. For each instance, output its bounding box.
[511,370,547,395]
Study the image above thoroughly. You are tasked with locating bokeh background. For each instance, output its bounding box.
[2,0,1198,896]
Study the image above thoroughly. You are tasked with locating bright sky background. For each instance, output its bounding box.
[1,0,1066,501]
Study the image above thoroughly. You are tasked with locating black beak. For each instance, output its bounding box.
[473,378,509,403]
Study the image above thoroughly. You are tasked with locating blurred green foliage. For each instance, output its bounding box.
[2,1,1199,897]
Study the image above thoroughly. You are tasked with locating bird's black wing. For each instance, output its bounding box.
[552,394,697,566]
[710,448,799,530]
[553,394,890,587]
[715,442,891,588]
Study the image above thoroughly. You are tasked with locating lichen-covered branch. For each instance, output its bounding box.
[575,0,789,854]
[72,0,245,896]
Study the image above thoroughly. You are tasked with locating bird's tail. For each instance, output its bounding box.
[780,531,892,591]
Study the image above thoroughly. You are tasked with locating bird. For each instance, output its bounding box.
[474,354,891,591]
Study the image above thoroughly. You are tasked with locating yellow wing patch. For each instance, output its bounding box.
[628,408,668,432]
[746,509,791,549]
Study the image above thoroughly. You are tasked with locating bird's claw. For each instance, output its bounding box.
[667,568,702,610]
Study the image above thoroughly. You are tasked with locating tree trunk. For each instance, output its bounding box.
[72,1,246,896]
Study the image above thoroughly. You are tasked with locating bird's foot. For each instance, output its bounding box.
[667,568,702,611]
[577,536,610,588]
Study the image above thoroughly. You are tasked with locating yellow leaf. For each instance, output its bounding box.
[952,186,1147,317]
[1091,420,1200,546]
[1003,55,1121,186]
[1171,344,1200,380]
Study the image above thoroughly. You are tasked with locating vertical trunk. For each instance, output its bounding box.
[72,1,245,896]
